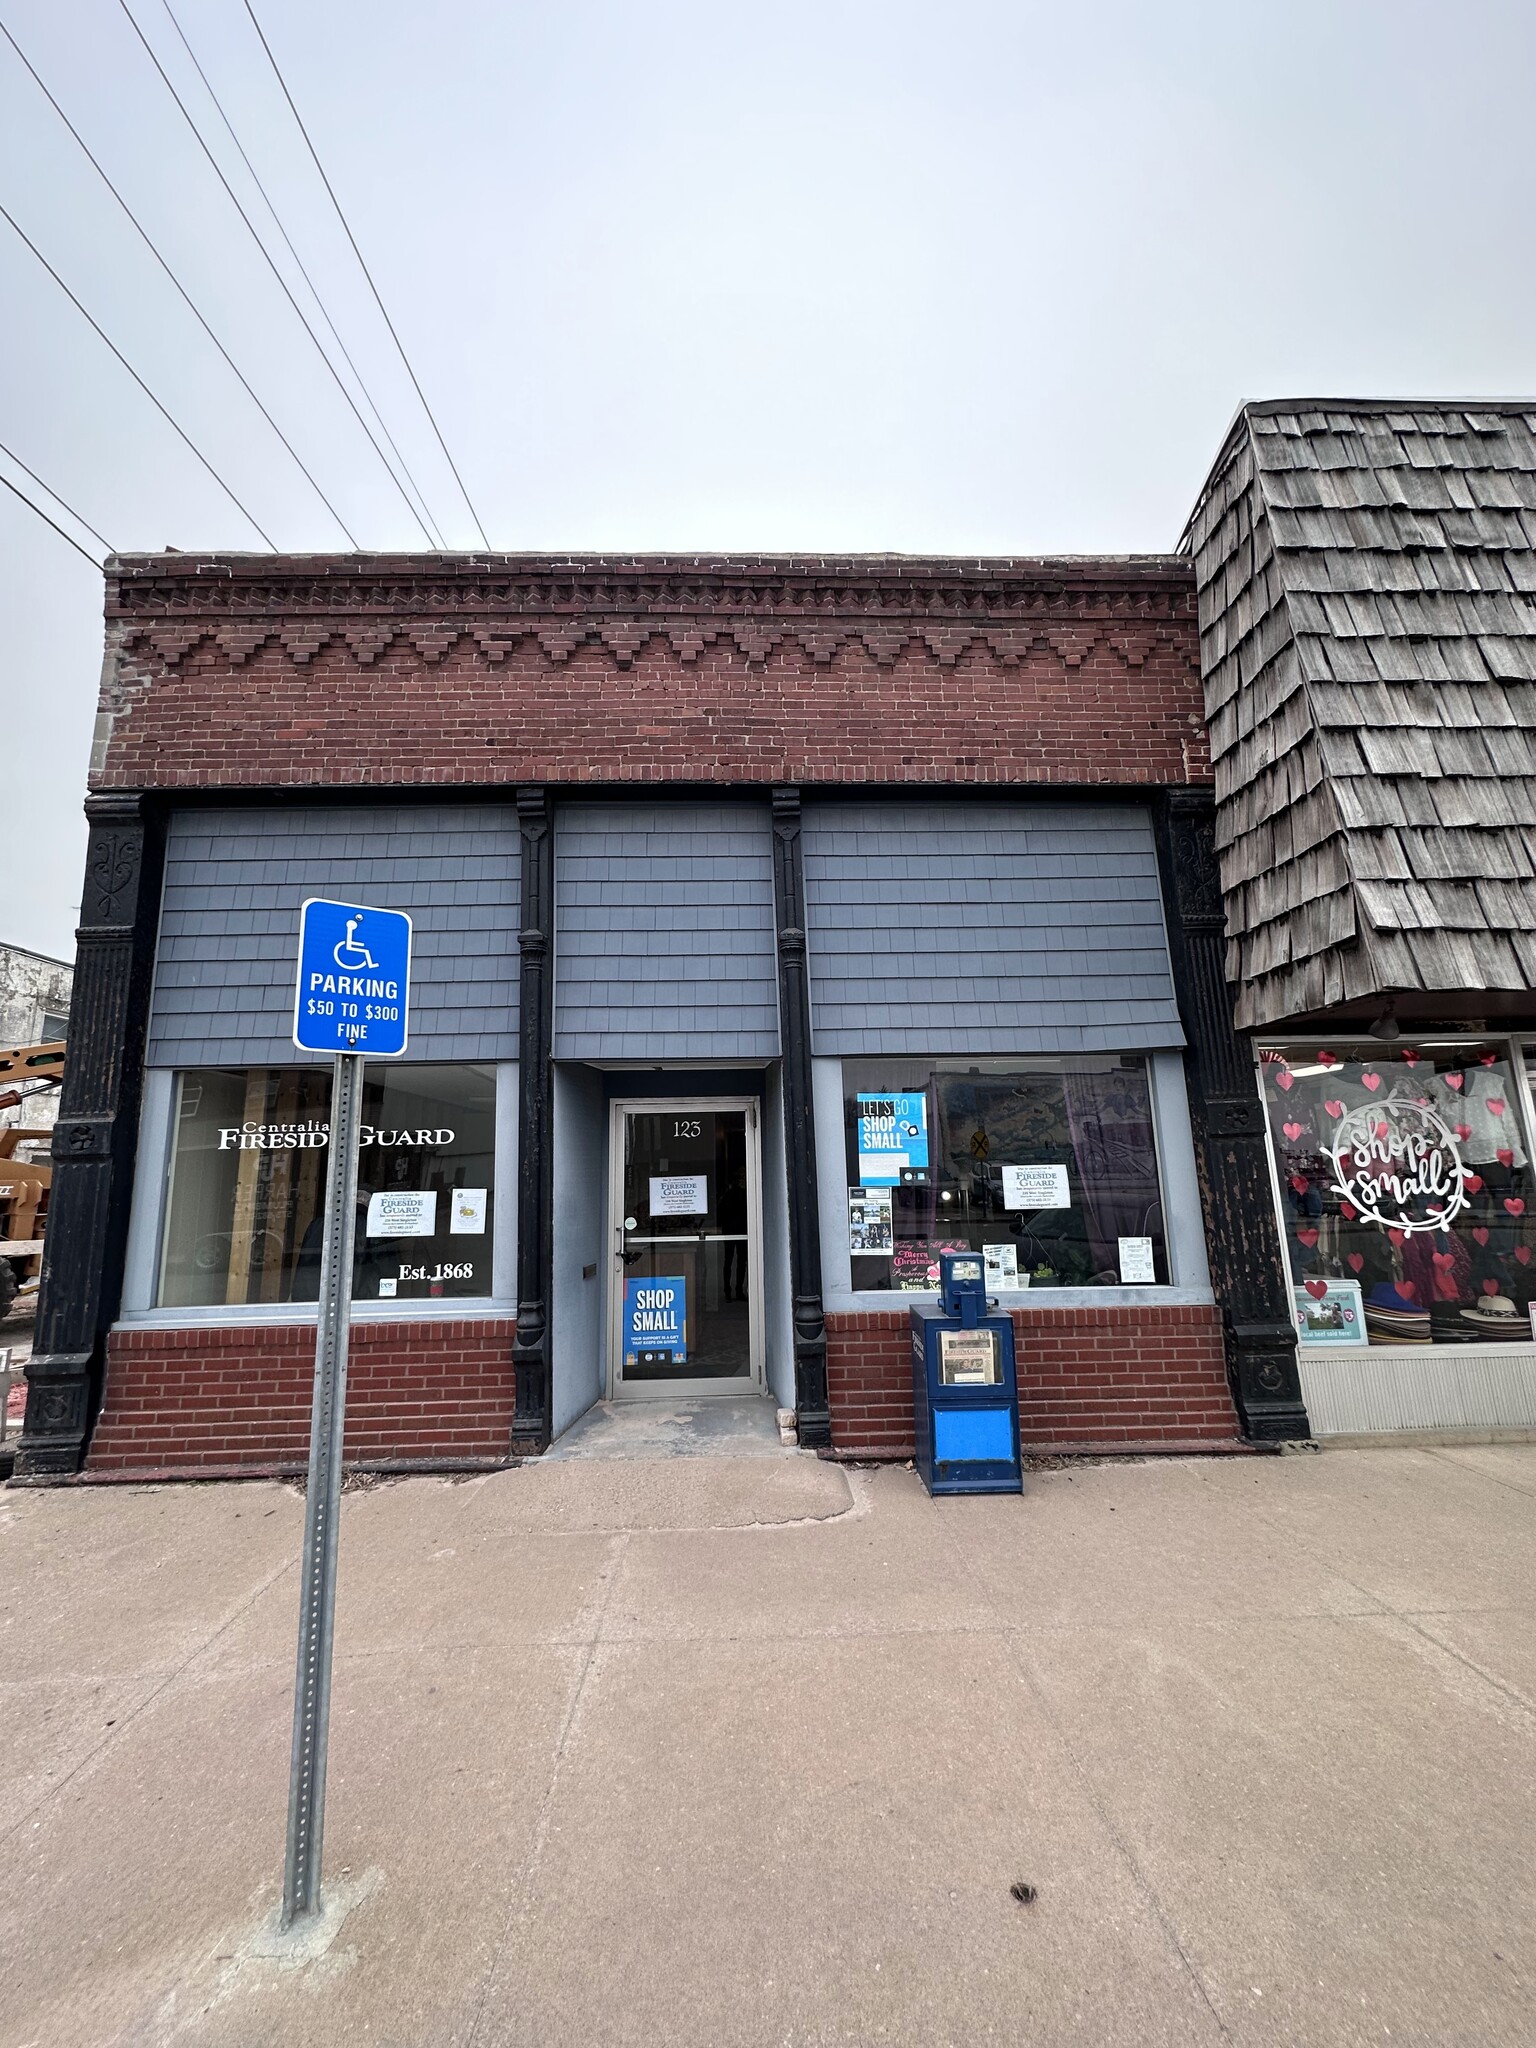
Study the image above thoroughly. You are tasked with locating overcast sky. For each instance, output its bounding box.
[4,0,1535,961]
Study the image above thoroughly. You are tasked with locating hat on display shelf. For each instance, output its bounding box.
[1459,1293,1525,1336]
[1364,1281,1432,1346]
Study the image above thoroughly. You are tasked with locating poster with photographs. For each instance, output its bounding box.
[848,1186,893,1255]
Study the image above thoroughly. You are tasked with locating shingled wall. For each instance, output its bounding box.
[1185,402,1536,1030]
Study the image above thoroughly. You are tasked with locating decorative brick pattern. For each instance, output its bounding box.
[826,1304,1237,1457]
[90,555,1210,794]
[87,1321,517,1476]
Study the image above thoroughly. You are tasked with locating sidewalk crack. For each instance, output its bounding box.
[464,1529,630,2047]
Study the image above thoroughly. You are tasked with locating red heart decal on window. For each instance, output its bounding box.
[1297,1227,1320,1248]
[1483,1277,1501,1296]
[1275,1070,1294,1091]
[1283,1121,1304,1142]
[1445,1073,1463,1091]
[1402,1050,1421,1066]
[1504,1198,1525,1217]
[1474,1227,1491,1245]
[1432,1252,1455,1270]
[1454,1123,1472,1142]
[1318,1050,1339,1068]
[1481,1053,1497,1066]
[1375,1121,1390,1139]
[1362,1072,1382,1092]
[1305,1279,1329,1299]
[1346,1253,1364,1273]
[1341,1201,1359,1220]
[1397,1279,1418,1299]
[1324,1099,1344,1118]
[1388,1228,1406,1247]
[1290,1174,1309,1194]
[1518,1247,1532,1266]
[1498,1147,1514,1168]
[1464,1174,1484,1193]
[1488,1098,1506,1117]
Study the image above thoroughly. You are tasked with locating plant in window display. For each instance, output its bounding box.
[1264,1044,1535,1346]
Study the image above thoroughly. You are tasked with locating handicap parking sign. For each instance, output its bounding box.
[293,899,412,1056]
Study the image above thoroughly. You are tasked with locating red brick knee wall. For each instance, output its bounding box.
[826,1304,1237,1457]
[88,1320,517,1476]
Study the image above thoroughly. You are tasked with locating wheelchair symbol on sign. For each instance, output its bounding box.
[332,915,378,971]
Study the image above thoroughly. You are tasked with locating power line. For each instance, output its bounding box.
[157,0,447,549]
[0,466,104,567]
[243,0,494,551]
[0,14,359,547]
[0,198,275,545]
[0,434,112,552]
[117,0,440,549]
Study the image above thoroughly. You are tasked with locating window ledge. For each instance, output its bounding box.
[825,1285,1216,1314]
[117,1300,516,1332]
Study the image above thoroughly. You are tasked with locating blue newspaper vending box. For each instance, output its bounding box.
[910,1251,1023,1496]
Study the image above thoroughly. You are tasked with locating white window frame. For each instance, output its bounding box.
[117,1060,518,1327]
[1254,1030,1536,1362]
[816,1048,1214,1314]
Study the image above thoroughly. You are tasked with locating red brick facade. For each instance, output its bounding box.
[826,1305,1238,1458]
[87,1321,517,1479]
[61,552,1249,1479]
[92,554,1208,793]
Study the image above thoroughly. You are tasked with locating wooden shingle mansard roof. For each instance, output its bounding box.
[1183,400,1536,1032]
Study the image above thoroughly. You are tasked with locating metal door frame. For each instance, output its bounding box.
[606,1095,765,1400]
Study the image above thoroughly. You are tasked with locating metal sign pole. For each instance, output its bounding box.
[282,1048,364,1928]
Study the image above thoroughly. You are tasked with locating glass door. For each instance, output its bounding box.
[609,1098,762,1397]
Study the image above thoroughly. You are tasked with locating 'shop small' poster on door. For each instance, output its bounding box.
[624,1276,688,1368]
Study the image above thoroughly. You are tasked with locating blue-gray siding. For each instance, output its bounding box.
[803,801,1184,1054]
[148,806,520,1067]
[553,803,780,1060]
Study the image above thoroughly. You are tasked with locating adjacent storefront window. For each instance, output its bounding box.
[1261,1041,1536,1347]
[158,1065,497,1307]
[841,1056,1167,1291]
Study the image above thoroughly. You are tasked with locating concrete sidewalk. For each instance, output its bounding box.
[2,1444,1534,2047]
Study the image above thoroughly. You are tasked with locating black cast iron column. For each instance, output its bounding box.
[770,787,830,1447]
[15,791,167,1479]
[512,785,555,1454]
[1154,787,1310,1440]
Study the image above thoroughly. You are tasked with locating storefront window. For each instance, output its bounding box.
[1261,1041,1536,1347]
[841,1056,1167,1291]
[157,1065,497,1307]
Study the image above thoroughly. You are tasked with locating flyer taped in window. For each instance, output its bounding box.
[366,1189,438,1238]
[1001,1163,1071,1210]
[857,1092,928,1187]
[848,1186,893,1254]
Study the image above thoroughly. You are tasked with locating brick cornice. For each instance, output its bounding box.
[107,551,1194,623]
[105,551,1196,678]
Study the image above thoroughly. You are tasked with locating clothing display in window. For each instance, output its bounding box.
[1263,1041,1535,1347]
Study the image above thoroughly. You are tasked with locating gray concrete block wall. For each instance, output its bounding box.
[147,806,520,1067]
[553,803,780,1060]
[803,801,1185,1054]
